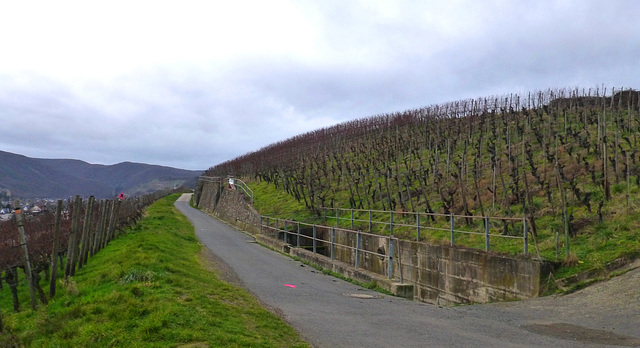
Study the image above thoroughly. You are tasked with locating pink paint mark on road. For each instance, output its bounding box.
[284,284,297,288]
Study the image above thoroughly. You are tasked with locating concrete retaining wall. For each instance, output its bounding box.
[196,183,552,304]
[395,241,551,305]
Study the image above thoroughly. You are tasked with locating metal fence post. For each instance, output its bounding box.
[485,216,490,251]
[331,227,335,260]
[388,236,394,279]
[388,212,395,279]
[351,209,354,230]
[390,212,394,235]
[450,214,455,246]
[284,219,288,243]
[336,209,339,227]
[313,224,317,254]
[369,210,372,232]
[355,231,361,268]
[297,221,301,248]
[259,216,263,234]
[555,229,559,259]
[416,213,421,241]
[523,217,529,255]
[275,219,279,240]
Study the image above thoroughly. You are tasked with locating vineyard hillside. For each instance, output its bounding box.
[205,87,640,277]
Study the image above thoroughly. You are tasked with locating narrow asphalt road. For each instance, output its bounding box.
[175,194,640,348]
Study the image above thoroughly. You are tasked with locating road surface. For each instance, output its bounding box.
[175,194,640,348]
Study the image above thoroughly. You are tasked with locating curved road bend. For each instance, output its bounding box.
[175,194,640,348]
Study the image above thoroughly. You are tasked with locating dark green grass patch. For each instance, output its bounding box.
[1,194,309,348]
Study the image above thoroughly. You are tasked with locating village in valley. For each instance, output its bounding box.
[0,193,61,222]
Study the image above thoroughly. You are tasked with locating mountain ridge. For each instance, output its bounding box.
[0,150,202,199]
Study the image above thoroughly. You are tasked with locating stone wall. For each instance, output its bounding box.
[212,187,260,234]
[195,179,221,212]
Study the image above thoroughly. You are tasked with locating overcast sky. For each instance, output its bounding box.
[1,1,638,170]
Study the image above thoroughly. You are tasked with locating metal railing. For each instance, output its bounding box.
[229,177,253,205]
[317,207,529,254]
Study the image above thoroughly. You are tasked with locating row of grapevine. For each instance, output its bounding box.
[205,88,639,242]
[0,188,178,332]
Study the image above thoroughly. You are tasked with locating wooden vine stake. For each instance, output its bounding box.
[94,200,107,254]
[49,199,64,298]
[13,199,38,310]
[78,196,95,269]
[65,195,82,279]
[106,199,122,244]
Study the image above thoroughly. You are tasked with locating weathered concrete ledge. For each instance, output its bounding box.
[289,247,414,299]
[254,234,291,254]
[254,234,414,298]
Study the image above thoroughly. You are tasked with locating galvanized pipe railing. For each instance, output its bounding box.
[317,207,529,255]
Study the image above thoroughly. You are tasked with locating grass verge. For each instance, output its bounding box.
[0,193,309,348]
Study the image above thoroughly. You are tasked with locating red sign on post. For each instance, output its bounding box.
[118,192,125,200]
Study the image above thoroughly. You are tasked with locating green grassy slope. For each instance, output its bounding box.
[0,194,308,348]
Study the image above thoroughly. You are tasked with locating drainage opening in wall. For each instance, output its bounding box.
[377,247,385,261]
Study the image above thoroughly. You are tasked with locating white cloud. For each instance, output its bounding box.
[1,0,639,170]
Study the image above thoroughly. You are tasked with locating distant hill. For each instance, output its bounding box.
[0,150,202,199]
